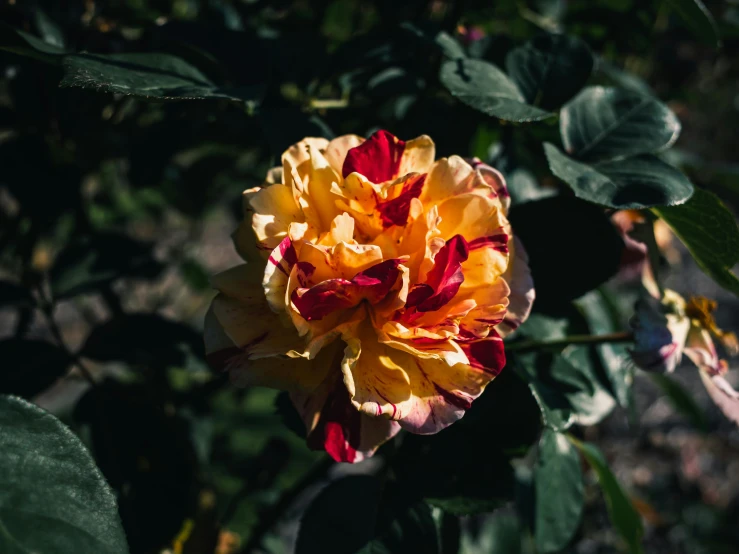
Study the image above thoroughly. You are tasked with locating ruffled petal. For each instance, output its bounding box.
[341,319,497,434]
[248,184,303,251]
[698,370,739,425]
[324,134,364,173]
[291,259,405,321]
[342,130,406,183]
[291,355,402,462]
[496,237,535,337]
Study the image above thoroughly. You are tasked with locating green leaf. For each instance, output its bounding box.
[535,429,584,552]
[575,290,633,408]
[296,476,382,554]
[569,437,644,553]
[356,502,439,554]
[0,21,68,63]
[50,232,163,300]
[508,196,624,310]
[648,373,708,432]
[666,0,721,48]
[0,339,71,399]
[440,58,554,122]
[654,189,739,296]
[522,347,617,431]
[505,34,593,110]
[595,58,653,96]
[544,143,694,208]
[61,53,263,102]
[560,86,681,162]
[0,395,128,554]
[460,510,523,554]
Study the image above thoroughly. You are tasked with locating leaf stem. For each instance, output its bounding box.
[506,331,634,353]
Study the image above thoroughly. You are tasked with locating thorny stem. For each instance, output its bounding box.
[506,331,635,353]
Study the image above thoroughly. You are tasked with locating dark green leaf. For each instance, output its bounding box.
[50,232,163,300]
[544,143,694,209]
[560,87,681,162]
[0,22,68,63]
[396,371,532,513]
[296,476,382,554]
[535,429,584,552]
[521,347,616,431]
[595,58,653,96]
[0,281,33,308]
[666,0,721,48]
[0,339,71,399]
[648,373,708,432]
[506,34,593,110]
[508,196,624,311]
[460,510,523,554]
[575,291,633,408]
[569,438,644,553]
[440,58,554,122]
[654,189,739,296]
[32,9,65,50]
[0,395,128,553]
[356,502,439,554]
[61,53,263,102]
[81,314,204,367]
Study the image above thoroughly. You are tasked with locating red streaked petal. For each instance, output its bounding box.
[301,375,401,463]
[407,235,469,313]
[468,232,509,254]
[342,129,406,183]
[292,259,404,321]
[458,331,506,376]
[377,174,426,228]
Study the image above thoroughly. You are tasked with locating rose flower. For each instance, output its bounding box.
[204,130,535,462]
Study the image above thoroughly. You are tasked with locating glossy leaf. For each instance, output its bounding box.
[654,189,739,296]
[544,143,694,209]
[61,53,263,102]
[440,58,554,122]
[50,233,163,300]
[569,438,644,553]
[0,395,128,554]
[506,34,593,110]
[560,87,681,162]
[508,196,624,311]
[666,0,721,48]
[535,429,583,552]
[0,339,71,399]
[521,347,617,431]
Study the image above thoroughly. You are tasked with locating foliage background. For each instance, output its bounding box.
[1,1,739,553]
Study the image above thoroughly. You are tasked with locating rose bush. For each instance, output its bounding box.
[205,130,534,462]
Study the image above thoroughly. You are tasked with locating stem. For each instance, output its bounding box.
[40,299,123,485]
[237,457,334,554]
[506,331,634,353]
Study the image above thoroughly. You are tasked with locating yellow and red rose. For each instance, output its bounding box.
[204,130,535,462]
